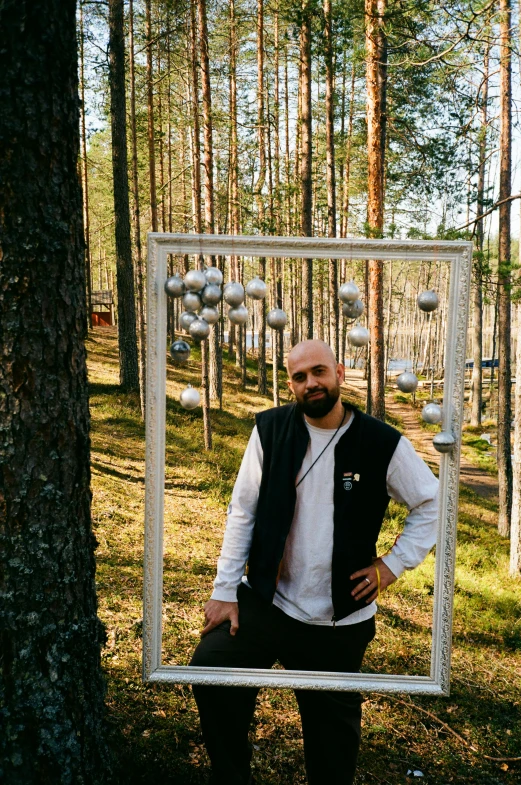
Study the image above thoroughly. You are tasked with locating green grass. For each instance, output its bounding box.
[88,328,521,785]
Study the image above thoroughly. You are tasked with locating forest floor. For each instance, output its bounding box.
[87,327,519,785]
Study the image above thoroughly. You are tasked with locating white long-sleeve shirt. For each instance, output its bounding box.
[212,412,438,626]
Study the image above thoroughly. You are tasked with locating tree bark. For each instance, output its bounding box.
[108,0,140,392]
[129,0,146,416]
[79,3,93,330]
[0,1,112,779]
[365,0,387,421]
[511,302,521,575]
[471,34,490,427]
[300,0,313,339]
[324,0,339,360]
[145,0,158,232]
[497,0,512,537]
[256,0,268,393]
[197,0,221,408]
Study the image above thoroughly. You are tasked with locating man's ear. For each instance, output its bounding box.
[336,363,345,383]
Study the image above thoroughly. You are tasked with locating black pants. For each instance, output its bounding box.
[190,583,376,785]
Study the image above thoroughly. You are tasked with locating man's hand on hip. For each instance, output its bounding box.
[350,558,397,604]
[202,599,239,636]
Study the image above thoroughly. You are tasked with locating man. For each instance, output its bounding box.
[190,340,438,785]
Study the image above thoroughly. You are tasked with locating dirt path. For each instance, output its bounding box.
[342,369,498,500]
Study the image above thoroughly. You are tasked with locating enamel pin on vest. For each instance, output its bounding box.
[343,472,360,491]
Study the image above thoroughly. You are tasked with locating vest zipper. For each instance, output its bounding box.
[332,615,336,627]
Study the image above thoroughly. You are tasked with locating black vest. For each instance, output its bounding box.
[247,402,401,621]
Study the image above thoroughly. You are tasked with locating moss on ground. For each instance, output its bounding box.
[88,328,520,785]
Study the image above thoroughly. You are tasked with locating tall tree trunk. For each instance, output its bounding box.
[145,0,158,232]
[79,3,93,329]
[510,0,521,574]
[365,0,387,420]
[228,0,239,369]
[0,1,112,778]
[324,0,338,359]
[108,0,140,392]
[300,0,313,338]
[256,0,268,393]
[194,0,213,449]
[471,37,490,427]
[129,0,146,416]
[497,0,512,537]
[511,302,521,575]
[342,60,356,237]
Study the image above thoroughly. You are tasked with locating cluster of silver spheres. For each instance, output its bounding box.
[338,281,369,347]
[165,267,288,409]
[165,268,288,340]
[165,266,224,342]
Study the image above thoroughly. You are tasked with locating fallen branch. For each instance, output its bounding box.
[376,694,521,764]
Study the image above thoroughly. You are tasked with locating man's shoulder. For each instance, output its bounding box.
[358,410,401,447]
[255,402,297,429]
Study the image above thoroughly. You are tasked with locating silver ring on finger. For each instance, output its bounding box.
[365,577,371,585]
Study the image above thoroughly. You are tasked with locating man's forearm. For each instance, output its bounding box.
[211,426,263,601]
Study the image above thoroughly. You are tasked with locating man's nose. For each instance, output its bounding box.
[305,375,320,389]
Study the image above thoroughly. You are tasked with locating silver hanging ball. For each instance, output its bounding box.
[223,281,245,307]
[339,281,360,304]
[245,277,267,300]
[417,290,439,312]
[201,283,222,305]
[164,274,186,298]
[189,318,210,341]
[199,305,220,325]
[180,384,200,410]
[267,308,287,330]
[205,266,223,286]
[228,304,249,325]
[347,325,369,347]
[433,431,455,453]
[342,299,364,320]
[169,340,191,365]
[397,371,418,393]
[184,268,207,292]
[182,291,202,312]
[179,311,198,331]
[422,403,442,424]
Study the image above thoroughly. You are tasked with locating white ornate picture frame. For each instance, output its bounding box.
[143,234,472,695]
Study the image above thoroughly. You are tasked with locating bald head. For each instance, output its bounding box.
[285,340,345,423]
[286,339,337,376]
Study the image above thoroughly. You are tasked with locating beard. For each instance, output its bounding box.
[297,384,341,419]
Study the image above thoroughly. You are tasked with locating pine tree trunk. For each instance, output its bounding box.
[365,0,387,421]
[471,36,490,427]
[341,60,356,237]
[256,0,268,393]
[324,0,338,359]
[196,0,220,408]
[79,4,93,330]
[0,2,112,779]
[497,0,512,537]
[192,0,213,449]
[108,0,140,393]
[228,0,239,368]
[510,302,521,575]
[145,0,158,232]
[129,0,146,416]
[300,0,313,338]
